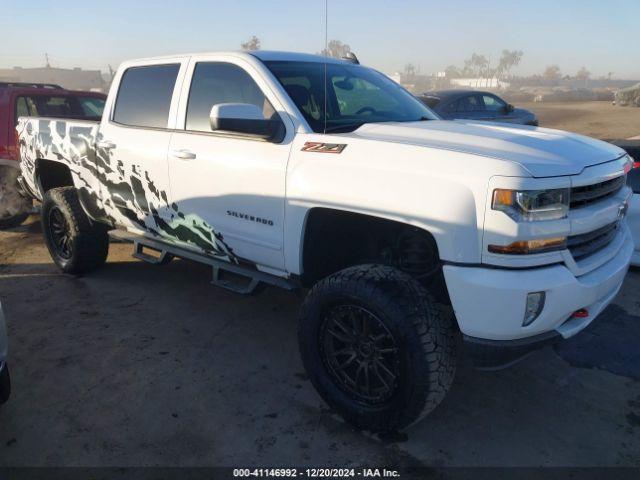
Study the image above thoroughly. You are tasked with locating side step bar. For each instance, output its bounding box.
[109,230,297,295]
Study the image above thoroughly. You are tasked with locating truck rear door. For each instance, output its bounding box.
[167,55,294,272]
[97,58,188,230]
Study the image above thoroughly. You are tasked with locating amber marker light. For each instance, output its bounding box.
[488,237,567,255]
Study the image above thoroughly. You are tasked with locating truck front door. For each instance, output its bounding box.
[167,58,293,271]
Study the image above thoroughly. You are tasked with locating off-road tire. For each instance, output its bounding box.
[42,187,109,274]
[0,363,10,405]
[298,264,457,432]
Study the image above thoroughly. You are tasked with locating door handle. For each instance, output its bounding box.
[170,149,197,160]
[97,140,116,149]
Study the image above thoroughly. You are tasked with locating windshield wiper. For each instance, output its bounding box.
[323,123,366,134]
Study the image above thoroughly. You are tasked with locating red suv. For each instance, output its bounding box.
[0,82,106,228]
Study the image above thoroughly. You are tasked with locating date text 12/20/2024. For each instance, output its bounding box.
[233,468,401,478]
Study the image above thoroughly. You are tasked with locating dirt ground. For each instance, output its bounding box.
[519,101,640,140]
[0,217,639,469]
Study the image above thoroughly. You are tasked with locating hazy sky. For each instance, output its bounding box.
[3,0,639,79]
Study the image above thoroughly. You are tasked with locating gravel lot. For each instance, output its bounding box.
[0,217,639,468]
[518,101,640,140]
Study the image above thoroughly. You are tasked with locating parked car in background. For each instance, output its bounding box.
[0,82,106,229]
[419,90,538,126]
[0,301,10,406]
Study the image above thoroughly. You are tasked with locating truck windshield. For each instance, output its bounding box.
[265,60,438,133]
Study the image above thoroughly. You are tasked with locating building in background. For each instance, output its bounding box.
[450,78,511,89]
[0,65,107,92]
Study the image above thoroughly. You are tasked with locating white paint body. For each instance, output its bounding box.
[17,51,635,343]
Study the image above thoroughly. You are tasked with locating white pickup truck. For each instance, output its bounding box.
[16,51,635,432]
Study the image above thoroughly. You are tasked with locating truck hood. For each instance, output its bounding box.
[349,120,626,177]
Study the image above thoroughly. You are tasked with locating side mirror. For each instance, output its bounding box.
[210,103,285,142]
[505,104,515,113]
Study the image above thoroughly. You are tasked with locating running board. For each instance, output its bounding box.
[132,242,172,265]
[109,230,297,294]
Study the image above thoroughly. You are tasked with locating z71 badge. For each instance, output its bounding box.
[301,142,347,154]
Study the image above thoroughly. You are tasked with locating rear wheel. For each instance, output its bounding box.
[42,187,109,273]
[0,166,31,229]
[298,264,457,432]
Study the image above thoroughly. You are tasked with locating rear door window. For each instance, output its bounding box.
[464,95,483,112]
[113,64,180,128]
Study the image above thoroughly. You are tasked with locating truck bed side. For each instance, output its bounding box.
[16,117,99,201]
[16,116,237,262]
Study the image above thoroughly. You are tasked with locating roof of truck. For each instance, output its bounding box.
[126,50,352,65]
[249,51,351,64]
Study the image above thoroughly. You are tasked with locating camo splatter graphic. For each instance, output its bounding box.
[16,118,238,263]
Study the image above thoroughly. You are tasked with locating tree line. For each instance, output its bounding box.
[240,36,596,86]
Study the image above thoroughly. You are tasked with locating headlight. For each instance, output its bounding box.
[492,188,570,222]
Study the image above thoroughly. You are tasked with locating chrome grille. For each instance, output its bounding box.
[567,222,619,260]
[570,176,625,209]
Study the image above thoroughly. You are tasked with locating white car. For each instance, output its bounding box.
[0,301,10,406]
[628,161,640,266]
[15,51,635,431]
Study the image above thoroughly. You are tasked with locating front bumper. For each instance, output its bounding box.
[444,223,633,346]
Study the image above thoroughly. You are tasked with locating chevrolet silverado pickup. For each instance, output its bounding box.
[16,51,635,432]
[0,82,106,228]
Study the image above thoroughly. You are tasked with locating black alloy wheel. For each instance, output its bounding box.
[320,304,400,405]
[48,205,73,259]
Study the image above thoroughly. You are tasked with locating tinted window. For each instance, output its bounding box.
[15,97,29,121]
[482,94,506,111]
[420,97,440,108]
[464,95,483,112]
[113,64,179,128]
[186,62,276,132]
[14,95,98,124]
[79,97,106,118]
[448,96,478,113]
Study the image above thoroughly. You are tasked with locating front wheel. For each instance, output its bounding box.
[298,264,457,432]
[42,187,109,274]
